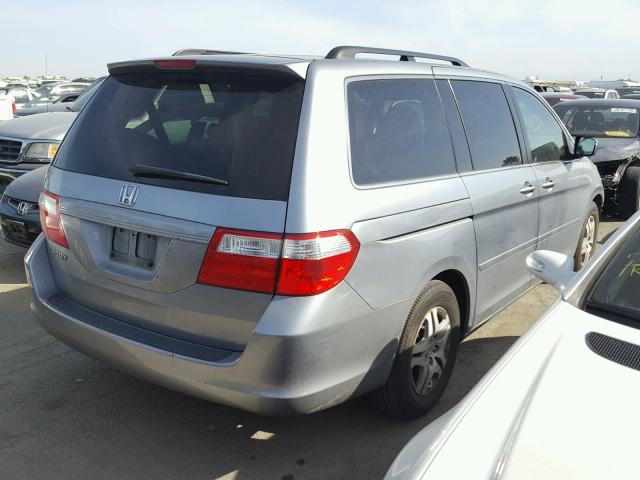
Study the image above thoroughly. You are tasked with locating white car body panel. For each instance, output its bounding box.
[387,301,640,479]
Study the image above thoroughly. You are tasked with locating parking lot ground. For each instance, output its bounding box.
[0,217,623,480]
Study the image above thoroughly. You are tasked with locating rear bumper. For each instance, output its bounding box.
[25,235,408,415]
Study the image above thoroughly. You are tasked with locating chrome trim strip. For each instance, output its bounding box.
[59,197,215,244]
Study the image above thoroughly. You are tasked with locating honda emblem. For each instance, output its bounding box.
[16,201,31,215]
[119,185,139,206]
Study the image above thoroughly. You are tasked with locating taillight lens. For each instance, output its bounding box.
[277,231,360,295]
[11,101,16,114]
[39,190,69,248]
[197,229,282,294]
[197,229,360,296]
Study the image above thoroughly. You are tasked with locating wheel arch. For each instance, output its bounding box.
[592,193,603,212]
[432,269,471,336]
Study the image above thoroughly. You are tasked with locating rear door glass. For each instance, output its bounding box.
[347,78,456,186]
[451,80,522,170]
[54,73,305,201]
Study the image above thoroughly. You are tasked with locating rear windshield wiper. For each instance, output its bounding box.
[128,164,229,186]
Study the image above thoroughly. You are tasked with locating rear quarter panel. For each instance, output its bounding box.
[288,61,477,318]
[349,205,476,311]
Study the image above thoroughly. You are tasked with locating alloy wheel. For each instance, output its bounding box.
[579,214,596,267]
[411,306,451,395]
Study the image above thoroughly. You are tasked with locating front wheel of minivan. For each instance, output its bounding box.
[369,280,460,419]
[573,201,599,271]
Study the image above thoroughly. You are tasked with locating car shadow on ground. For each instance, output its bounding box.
[0,244,27,284]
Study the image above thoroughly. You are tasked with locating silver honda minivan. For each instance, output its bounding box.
[25,46,604,418]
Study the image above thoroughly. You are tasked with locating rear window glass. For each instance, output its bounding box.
[347,78,456,186]
[54,73,304,201]
[451,80,522,170]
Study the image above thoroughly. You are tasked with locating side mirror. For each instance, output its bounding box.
[526,250,576,292]
[574,137,597,157]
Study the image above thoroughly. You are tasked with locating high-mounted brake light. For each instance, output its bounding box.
[39,190,69,248]
[153,59,197,69]
[197,229,360,296]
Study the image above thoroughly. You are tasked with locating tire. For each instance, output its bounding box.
[573,202,599,271]
[369,280,461,419]
[620,165,640,219]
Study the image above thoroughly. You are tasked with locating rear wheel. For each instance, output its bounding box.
[620,165,640,219]
[369,280,460,418]
[573,202,599,271]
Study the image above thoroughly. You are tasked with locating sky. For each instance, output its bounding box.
[3,0,639,82]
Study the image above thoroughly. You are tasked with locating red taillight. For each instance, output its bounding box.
[197,229,282,294]
[39,190,69,248]
[153,59,196,69]
[11,101,16,114]
[277,231,360,296]
[197,229,360,296]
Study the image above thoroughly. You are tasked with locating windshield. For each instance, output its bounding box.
[554,104,640,138]
[35,84,57,95]
[54,72,304,201]
[24,95,59,107]
[587,226,640,321]
[69,77,105,111]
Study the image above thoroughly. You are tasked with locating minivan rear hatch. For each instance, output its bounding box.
[46,58,306,351]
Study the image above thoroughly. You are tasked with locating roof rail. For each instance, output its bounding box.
[172,48,250,56]
[325,46,469,67]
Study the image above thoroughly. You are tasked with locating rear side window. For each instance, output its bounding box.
[54,73,304,201]
[347,78,456,186]
[451,80,521,170]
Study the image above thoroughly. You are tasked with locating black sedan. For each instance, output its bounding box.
[0,166,47,247]
[554,99,640,218]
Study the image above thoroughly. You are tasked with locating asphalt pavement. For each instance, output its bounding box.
[0,217,623,480]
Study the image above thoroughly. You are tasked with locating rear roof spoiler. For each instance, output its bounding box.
[107,58,303,78]
[172,48,250,56]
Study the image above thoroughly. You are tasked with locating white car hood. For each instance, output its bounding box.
[387,300,640,480]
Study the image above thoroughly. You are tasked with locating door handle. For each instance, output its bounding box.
[542,178,556,189]
[519,182,536,195]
